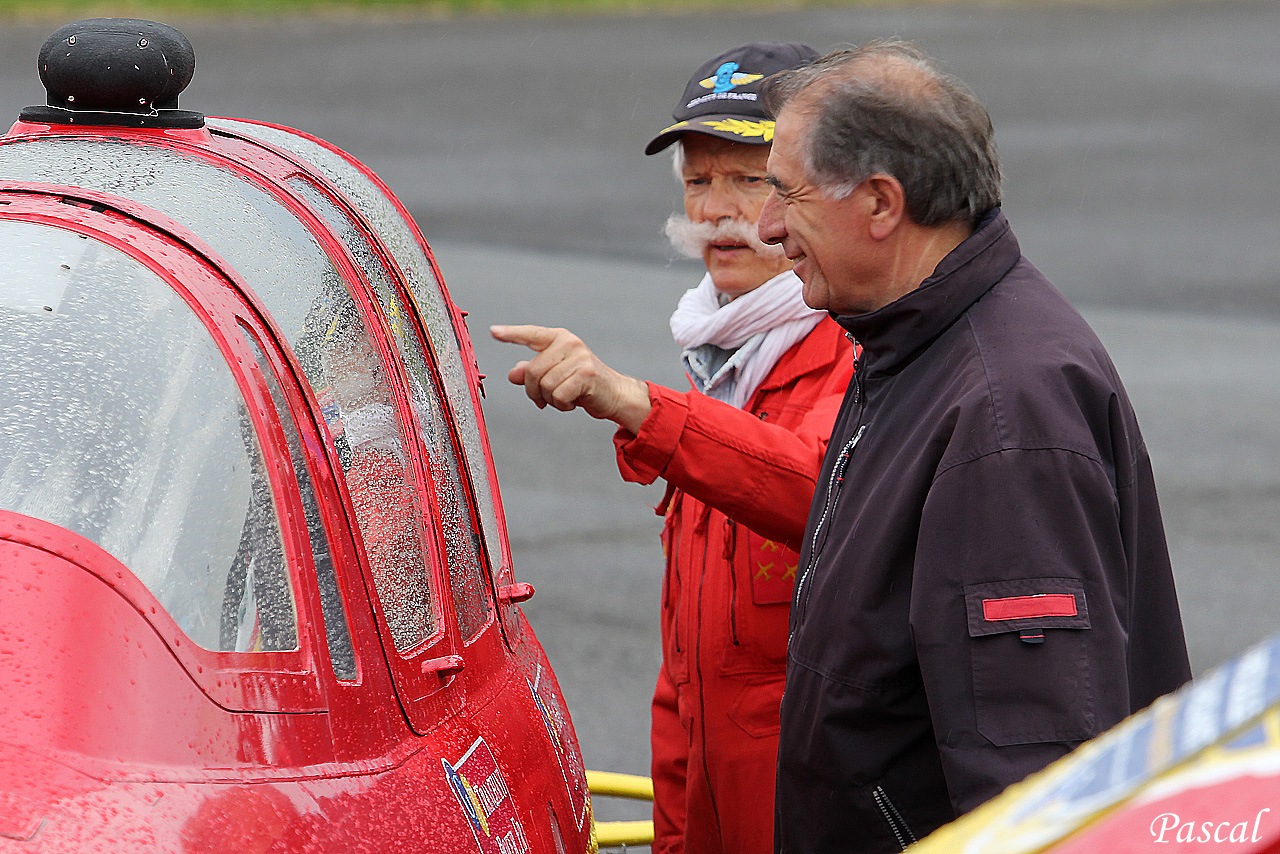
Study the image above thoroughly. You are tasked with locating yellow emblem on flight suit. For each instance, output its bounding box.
[757,539,781,579]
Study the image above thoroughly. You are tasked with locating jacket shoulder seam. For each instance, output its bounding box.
[934,444,1107,483]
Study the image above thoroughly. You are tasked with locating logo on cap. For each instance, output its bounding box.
[700,61,764,94]
[702,118,774,141]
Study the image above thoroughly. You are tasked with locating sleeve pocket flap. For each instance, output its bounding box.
[964,578,1089,638]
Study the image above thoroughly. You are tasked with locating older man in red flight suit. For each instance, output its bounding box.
[492,43,853,854]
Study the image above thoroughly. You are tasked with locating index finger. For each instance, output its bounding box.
[490,324,559,352]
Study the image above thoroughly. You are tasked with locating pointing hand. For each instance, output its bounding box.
[490,324,652,433]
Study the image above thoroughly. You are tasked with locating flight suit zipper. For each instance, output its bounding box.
[670,496,684,655]
[725,520,739,646]
[693,534,725,837]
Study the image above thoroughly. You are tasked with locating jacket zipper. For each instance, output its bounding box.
[791,356,864,633]
[872,785,917,851]
[792,422,866,622]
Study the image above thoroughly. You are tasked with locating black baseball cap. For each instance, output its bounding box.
[644,41,819,156]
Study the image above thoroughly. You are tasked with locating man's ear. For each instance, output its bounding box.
[863,174,907,241]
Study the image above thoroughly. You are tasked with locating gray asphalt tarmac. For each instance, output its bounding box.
[3,1,1279,817]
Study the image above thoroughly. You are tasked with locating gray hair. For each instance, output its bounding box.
[761,40,1001,226]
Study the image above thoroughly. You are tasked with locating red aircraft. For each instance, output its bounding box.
[0,18,596,853]
[912,629,1280,854]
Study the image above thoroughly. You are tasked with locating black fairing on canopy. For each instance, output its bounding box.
[20,18,205,129]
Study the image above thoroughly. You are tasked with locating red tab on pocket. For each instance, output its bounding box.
[982,593,1078,622]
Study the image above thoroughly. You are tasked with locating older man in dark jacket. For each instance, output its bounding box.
[756,40,1192,853]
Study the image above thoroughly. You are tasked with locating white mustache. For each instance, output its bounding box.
[664,214,787,262]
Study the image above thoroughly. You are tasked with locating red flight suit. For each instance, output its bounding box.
[613,318,855,854]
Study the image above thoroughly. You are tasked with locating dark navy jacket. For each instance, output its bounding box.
[775,210,1191,853]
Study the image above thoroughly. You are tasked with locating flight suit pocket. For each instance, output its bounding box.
[722,528,794,675]
[964,578,1096,747]
[727,675,785,738]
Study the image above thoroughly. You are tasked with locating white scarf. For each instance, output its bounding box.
[670,270,823,409]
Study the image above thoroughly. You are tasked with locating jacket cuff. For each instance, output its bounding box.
[613,382,689,485]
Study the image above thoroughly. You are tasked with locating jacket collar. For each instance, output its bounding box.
[753,315,850,394]
[834,209,1019,376]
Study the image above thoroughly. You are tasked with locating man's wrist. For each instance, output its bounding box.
[612,377,653,434]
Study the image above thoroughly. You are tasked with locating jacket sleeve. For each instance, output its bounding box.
[909,446,1159,815]
[613,380,845,551]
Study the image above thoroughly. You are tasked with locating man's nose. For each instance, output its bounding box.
[757,191,785,245]
[699,180,740,223]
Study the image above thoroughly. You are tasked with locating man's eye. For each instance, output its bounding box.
[685,177,708,187]
[743,176,764,184]
[766,180,797,202]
